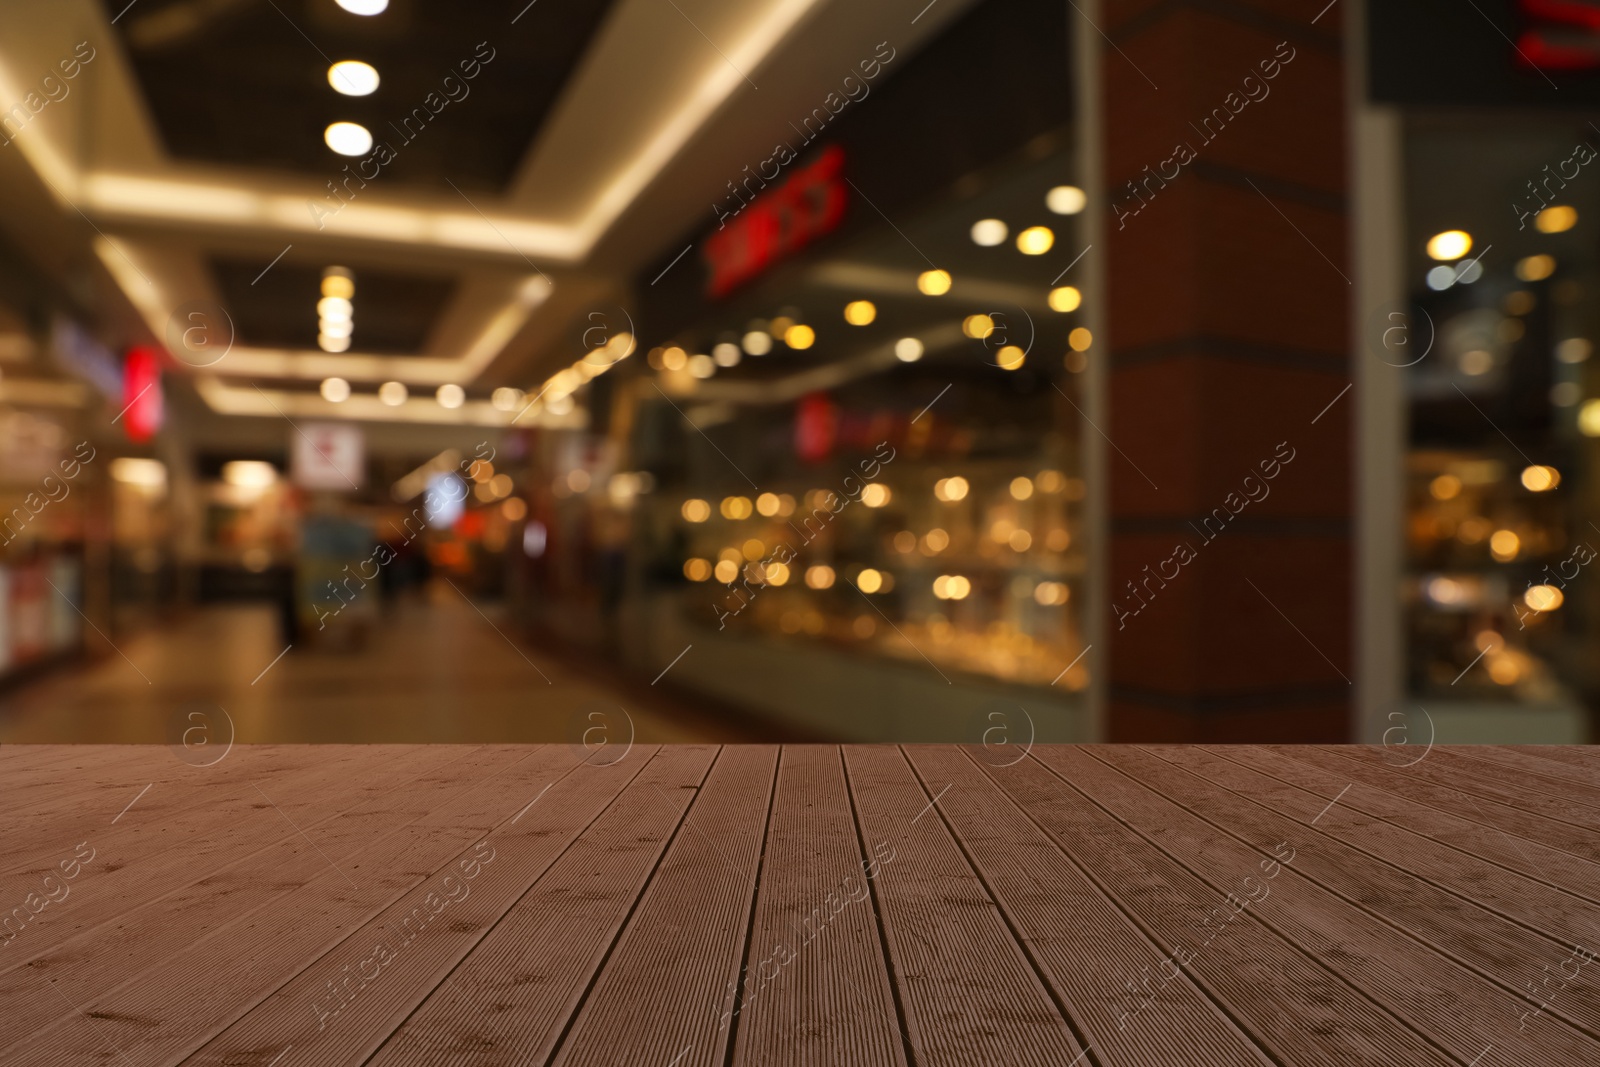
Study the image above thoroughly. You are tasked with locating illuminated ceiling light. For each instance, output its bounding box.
[935,475,969,502]
[379,381,408,406]
[844,300,876,325]
[1068,327,1093,352]
[1010,476,1034,500]
[683,558,711,581]
[741,331,772,355]
[681,498,711,522]
[916,269,952,295]
[318,333,351,353]
[1557,338,1592,363]
[895,337,924,362]
[785,324,815,349]
[222,461,277,488]
[741,538,766,561]
[714,559,739,583]
[436,383,465,409]
[857,568,884,594]
[1426,230,1472,260]
[321,269,354,299]
[328,60,380,97]
[765,562,790,586]
[319,318,353,340]
[1016,226,1054,255]
[320,376,351,402]
[1517,254,1556,282]
[662,346,688,370]
[861,483,891,507]
[1048,286,1081,312]
[756,492,780,516]
[713,342,742,367]
[1489,529,1520,561]
[1536,205,1577,234]
[1526,584,1565,612]
[970,219,1008,246]
[996,345,1025,370]
[335,0,389,14]
[1520,464,1560,491]
[962,314,995,339]
[324,121,374,157]
[1047,185,1087,214]
[110,457,167,488]
[317,295,353,322]
[491,386,523,411]
[688,353,716,378]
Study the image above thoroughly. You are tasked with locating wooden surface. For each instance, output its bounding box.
[2,745,1598,1066]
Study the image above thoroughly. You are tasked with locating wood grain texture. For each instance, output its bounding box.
[4,744,1599,1067]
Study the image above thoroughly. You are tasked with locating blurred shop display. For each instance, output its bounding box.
[1401,117,1598,740]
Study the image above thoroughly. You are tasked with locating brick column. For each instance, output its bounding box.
[1098,2,1352,741]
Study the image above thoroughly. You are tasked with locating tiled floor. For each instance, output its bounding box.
[0,591,742,744]
[3,743,1598,1065]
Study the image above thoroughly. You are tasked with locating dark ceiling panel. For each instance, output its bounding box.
[104,0,617,193]
[210,255,455,353]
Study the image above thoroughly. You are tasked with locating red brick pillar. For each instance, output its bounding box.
[1098,3,1352,740]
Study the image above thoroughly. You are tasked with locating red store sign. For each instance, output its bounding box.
[1518,1,1600,70]
[702,145,847,299]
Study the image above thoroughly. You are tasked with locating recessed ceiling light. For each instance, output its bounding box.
[712,342,742,367]
[319,319,352,339]
[320,377,351,402]
[328,61,379,97]
[1426,230,1471,261]
[970,219,1008,246]
[1046,185,1086,214]
[741,331,772,356]
[843,300,876,325]
[379,381,408,406]
[321,273,354,299]
[916,269,952,295]
[324,121,373,157]
[335,0,389,14]
[491,386,523,411]
[318,334,351,353]
[436,384,465,409]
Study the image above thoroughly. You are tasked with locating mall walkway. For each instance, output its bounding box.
[0,588,749,745]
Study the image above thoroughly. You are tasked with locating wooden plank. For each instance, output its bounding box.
[726,746,906,1067]
[545,746,778,1067]
[978,749,1451,1067]
[0,745,494,1050]
[903,745,1273,1067]
[1428,748,1600,810]
[1333,747,1600,829]
[1216,745,1600,908]
[174,746,685,1067]
[1035,746,1600,1067]
[364,745,722,1067]
[1446,746,1600,792]
[843,744,1089,1067]
[5,746,611,1067]
[0,746,413,958]
[1497,745,1600,780]
[1143,746,1600,961]
[1278,746,1600,864]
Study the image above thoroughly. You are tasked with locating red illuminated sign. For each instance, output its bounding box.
[702,145,847,299]
[121,346,163,443]
[1518,1,1600,70]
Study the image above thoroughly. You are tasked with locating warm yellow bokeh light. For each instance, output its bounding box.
[805,564,836,590]
[1426,230,1472,260]
[1048,286,1082,312]
[857,568,884,594]
[963,314,995,339]
[1489,529,1521,561]
[681,498,711,522]
[1016,226,1054,255]
[1520,465,1560,492]
[1068,327,1093,352]
[785,324,815,349]
[1526,584,1565,612]
[861,483,891,507]
[844,300,877,325]
[1516,254,1556,281]
[1536,205,1578,234]
[1010,476,1034,500]
[996,345,1025,370]
[917,269,952,295]
[684,558,712,581]
[1429,474,1461,501]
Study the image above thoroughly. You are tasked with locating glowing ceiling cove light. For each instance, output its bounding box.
[328,61,379,97]
[335,0,389,14]
[324,122,373,157]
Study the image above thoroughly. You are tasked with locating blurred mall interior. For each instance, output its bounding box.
[0,0,1594,745]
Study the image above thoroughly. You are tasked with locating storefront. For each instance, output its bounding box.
[1371,1,1600,741]
[517,0,1093,739]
